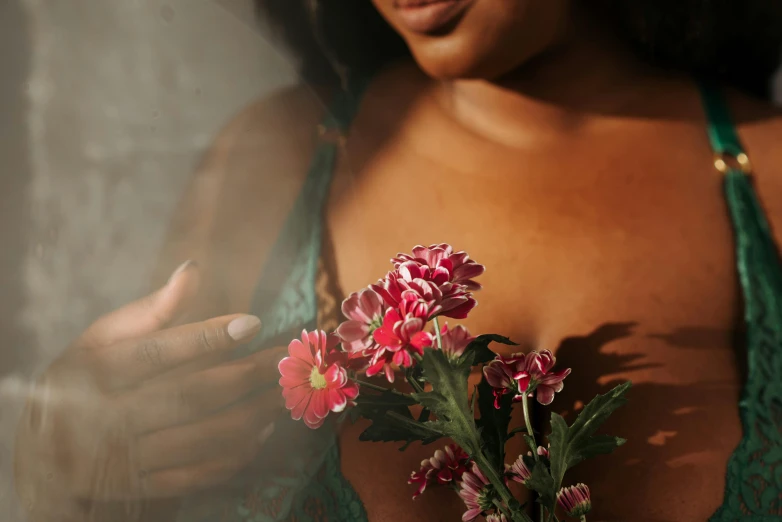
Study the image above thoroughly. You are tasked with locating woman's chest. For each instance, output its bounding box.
[327,138,743,365]
[326,141,749,520]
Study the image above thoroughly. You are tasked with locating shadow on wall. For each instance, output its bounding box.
[0,0,32,376]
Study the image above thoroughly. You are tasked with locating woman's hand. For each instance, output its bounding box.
[14,261,285,521]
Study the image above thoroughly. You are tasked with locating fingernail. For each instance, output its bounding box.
[167,260,197,285]
[227,315,262,342]
[258,423,275,444]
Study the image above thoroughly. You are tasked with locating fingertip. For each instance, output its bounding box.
[161,260,201,307]
[167,260,199,287]
[227,315,262,342]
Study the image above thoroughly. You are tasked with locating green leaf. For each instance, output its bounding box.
[579,434,627,459]
[464,334,519,365]
[354,389,417,410]
[523,459,556,510]
[358,407,443,447]
[548,382,632,488]
[413,348,480,452]
[355,388,441,448]
[476,377,513,469]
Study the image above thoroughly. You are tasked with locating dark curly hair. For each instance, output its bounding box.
[255,0,782,98]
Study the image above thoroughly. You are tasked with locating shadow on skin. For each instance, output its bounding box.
[535,322,742,522]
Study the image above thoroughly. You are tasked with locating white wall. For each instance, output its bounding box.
[1,1,296,519]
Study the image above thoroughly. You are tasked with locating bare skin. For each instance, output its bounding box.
[14,3,782,522]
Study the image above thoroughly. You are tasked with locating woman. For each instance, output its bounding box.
[14,1,782,521]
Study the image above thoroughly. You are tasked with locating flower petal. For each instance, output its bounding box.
[358,288,383,318]
[327,387,348,412]
[287,338,313,364]
[536,385,556,405]
[309,389,330,419]
[289,389,312,420]
[516,373,532,393]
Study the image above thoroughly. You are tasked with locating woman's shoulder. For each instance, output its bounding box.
[730,90,782,179]
[152,84,333,314]
[729,89,782,238]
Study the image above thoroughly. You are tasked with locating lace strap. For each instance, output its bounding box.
[700,83,782,520]
[242,85,369,353]
[175,84,371,522]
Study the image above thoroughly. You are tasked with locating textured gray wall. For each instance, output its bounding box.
[0,1,295,519]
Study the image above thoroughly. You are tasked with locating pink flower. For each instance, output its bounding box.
[438,323,474,359]
[522,350,571,406]
[458,462,493,522]
[535,445,550,459]
[392,243,485,291]
[482,353,527,408]
[336,288,386,355]
[557,483,592,518]
[506,454,532,485]
[367,308,433,382]
[483,350,571,407]
[485,514,508,522]
[408,444,471,499]
[506,446,550,485]
[372,258,478,320]
[278,330,359,429]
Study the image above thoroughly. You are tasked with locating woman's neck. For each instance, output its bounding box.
[432,10,681,147]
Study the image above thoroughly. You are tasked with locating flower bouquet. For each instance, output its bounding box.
[278,244,631,522]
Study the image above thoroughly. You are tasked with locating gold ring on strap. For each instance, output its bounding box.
[714,151,752,175]
[317,124,348,146]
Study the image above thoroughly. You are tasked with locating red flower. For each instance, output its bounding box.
[521,350,571,406]
[458,462,493,522]
[557,483,592,518]
[278,330,359,429]
[367,308,433,383]
[438,323,474,359]
[393,243,485,291]
[482,353,527,408]
[408,444,471,499]
[336,288,386,371]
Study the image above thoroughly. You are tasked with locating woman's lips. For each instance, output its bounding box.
[393,0,471,35]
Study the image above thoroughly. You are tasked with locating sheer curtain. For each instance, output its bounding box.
[0,1,296,519]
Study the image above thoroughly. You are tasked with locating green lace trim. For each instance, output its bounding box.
[702,84,782,520]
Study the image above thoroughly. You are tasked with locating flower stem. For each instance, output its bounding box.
[405,367,425,394]
[493,498,513,519]
[520,394,545,522]
[580,517,587,522]
[433,316,444,349]
[520,394,538,461]
[474,453,533,522]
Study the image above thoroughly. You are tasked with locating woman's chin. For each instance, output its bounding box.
[410,48,514,81]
